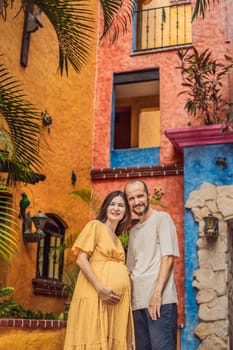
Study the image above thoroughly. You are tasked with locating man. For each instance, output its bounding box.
[124,180,180,350]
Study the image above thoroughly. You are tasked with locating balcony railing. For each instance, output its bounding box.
[134,3,192,52]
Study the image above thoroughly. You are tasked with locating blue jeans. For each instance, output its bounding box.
[133,304,178,350]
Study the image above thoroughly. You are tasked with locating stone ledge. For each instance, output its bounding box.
[0,318,66,328]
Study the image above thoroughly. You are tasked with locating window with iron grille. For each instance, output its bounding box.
[36,216,64,281]
[32,215,68,297]
[134,0,192,52]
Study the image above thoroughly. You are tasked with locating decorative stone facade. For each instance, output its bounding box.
[185,182,232,349]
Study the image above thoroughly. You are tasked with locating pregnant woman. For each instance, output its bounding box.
[64,190,135,350]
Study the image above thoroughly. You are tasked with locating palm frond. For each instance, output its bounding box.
[2,1,136,74]
[33,0,95,75]
[192,0,218,21]
[63,265,79,296]
[99,0,136,44]
[62,232,79,252]
[0,60,46,184]
[0,186,18,265]
[71,187,101,216]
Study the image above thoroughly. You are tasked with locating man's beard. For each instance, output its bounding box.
[132,198,149,217]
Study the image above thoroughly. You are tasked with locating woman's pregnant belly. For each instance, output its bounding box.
[93,260,130,296]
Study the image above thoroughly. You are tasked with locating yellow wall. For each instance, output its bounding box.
[117,95,159,148]
[0,1,97,314]
[0,327,66,350]
[0,327,180,350]
[139,109,160,148]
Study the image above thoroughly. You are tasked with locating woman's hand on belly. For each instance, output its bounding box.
[98,285,120,304]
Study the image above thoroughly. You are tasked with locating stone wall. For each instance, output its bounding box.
[185,182,232,349]
[228,219,233,350]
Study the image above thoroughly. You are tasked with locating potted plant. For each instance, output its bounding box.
[176,47,233,128]
[165,47,233,150]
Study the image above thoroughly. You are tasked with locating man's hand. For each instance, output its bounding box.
[148,255,174,320]
[148,292,162,320]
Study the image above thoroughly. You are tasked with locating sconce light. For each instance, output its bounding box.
[23,211,48,242]
[216,157,227,169]
[32,211,48,236]
[203,214,219,240]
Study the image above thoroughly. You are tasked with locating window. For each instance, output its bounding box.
[111,69,160,167]
[32,214,67,296]
[36,215,64,280]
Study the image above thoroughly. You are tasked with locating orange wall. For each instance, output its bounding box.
[0,327,66,350]
[0,1,97,314]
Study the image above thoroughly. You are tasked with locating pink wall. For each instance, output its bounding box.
[92,0,233,326]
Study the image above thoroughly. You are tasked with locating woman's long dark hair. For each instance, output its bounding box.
[96,191,131,236]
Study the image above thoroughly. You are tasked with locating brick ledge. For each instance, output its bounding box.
[0,318,67,328]
[90,164,183,181]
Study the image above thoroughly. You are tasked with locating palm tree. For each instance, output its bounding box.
[0,0,137,180]
[1,0,136,75]
[0,0,136,261]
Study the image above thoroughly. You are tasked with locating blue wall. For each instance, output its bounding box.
[182,143,233,349]
[110,147,160,168]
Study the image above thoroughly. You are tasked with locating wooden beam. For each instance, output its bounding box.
[20,4,33,67]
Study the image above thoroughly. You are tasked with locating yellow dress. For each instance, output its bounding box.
[63,220,134,350]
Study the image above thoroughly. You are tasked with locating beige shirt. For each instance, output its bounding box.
[126,210,180,311]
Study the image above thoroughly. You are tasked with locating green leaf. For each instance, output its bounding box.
[192,0,218,21]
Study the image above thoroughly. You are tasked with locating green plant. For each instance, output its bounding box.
[176,47,233,125]
[0,286,25,318]
[192,0,217,21]
[0,61,47,185]
[70,187,102,217]
[0,286,14,298]
[119,230,130,252]
[0,186,18,264]
[1,1,136,75]
[62,265,80,297]
[0,286,64,319]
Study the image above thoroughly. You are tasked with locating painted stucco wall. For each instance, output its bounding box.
[93,0,232,170]
[182,142,233,349]
[92,0,233,334]
[0,1,97,315]
[0,326,66,350]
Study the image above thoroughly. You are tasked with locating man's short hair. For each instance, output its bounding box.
[125,180,149,195]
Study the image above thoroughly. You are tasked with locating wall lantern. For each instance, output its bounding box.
[23,211,48,243]
[203,214,219,239]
